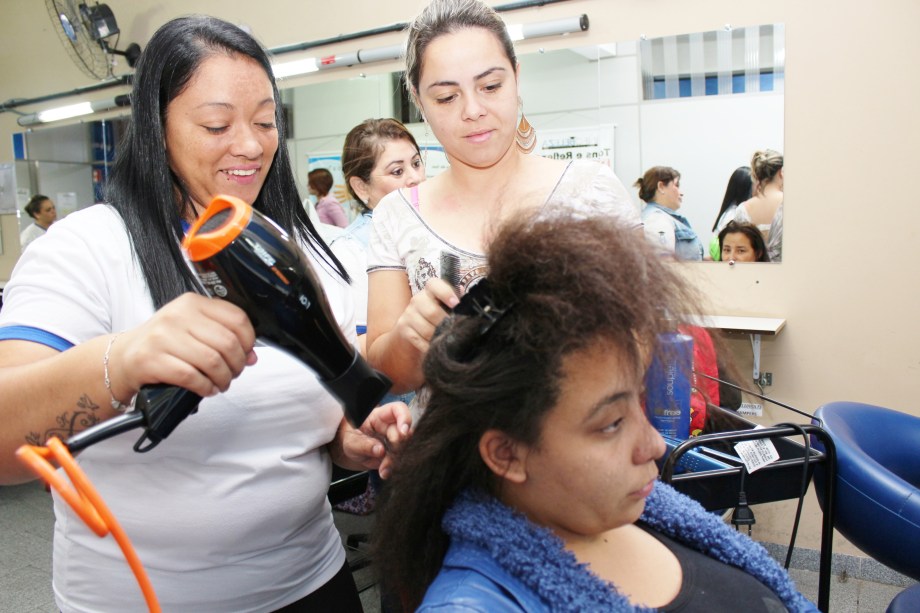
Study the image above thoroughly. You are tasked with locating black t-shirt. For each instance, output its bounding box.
[637,522,788,612]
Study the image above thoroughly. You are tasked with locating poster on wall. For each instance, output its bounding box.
[536,125,615,168]
[56,192,79,219]
[0,163,15,214]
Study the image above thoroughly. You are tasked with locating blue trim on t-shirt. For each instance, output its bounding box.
[0,325,73,351]
[356,325,367,335]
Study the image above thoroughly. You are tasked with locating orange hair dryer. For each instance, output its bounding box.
[183,195,391,427]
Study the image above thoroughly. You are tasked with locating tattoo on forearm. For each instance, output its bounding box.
[25,394,102,445]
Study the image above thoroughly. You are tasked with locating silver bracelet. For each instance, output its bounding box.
[103,333,135,413]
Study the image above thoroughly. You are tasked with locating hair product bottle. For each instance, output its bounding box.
[644,327,694,439]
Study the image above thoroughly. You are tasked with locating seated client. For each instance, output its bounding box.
[373,213,815,612]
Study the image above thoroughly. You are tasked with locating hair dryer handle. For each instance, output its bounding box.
[132,384,203,452]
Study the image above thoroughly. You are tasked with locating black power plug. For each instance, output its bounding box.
[731,490,756,536]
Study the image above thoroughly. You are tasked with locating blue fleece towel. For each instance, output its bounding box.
[442,482,818,612]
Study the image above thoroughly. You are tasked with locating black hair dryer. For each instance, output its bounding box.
[182,195,391,427]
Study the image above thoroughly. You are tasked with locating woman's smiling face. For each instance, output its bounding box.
[164,53,278,212]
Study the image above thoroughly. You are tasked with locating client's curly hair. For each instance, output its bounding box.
[373,211,704,611]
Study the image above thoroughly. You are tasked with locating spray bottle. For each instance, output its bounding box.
[644,315,694,439]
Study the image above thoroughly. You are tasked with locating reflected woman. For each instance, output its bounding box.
[19,194,57,253]
[733,149,783,243]
[635,166,704,261]
[719,220,770,263]
[709,166,753,260]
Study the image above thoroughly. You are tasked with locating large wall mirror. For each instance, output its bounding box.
[284,23,785,262]
[12,24,784,262]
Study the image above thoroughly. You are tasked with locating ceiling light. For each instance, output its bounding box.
[507,15,589,42]
[272,57,320,79]
[17,95,130,127]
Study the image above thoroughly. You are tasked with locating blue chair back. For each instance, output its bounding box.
[812,401,920,581]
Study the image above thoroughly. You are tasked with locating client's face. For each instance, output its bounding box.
[515,343,665,540]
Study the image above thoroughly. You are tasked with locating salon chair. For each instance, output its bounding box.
[811,402,920,582]
[887,583,920,613]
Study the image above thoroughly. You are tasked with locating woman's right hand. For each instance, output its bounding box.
[366,274,459,394]
[391,278,459,356]
[106,293,258,404]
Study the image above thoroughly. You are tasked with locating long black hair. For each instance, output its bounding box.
[373,213,704,611]
[107,15,346,308]
[712,166,753,231]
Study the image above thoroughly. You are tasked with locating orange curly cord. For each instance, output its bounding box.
[16,437,161,613]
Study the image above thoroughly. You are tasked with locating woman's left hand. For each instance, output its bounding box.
[330,402,412,478]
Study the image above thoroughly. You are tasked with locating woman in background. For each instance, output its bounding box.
[636,166,704,261]
[0,16,408,612]
[19,194,57,252]
[309,167,349,228]
[709,166,753,260]
[341,117,426,248]
[366,0,640,397]
[332,118,426,515]
[374,214,815,612]
[733,149,783,241]
[719,220,771,263]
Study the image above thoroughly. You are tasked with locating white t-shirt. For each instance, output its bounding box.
[0,205,354,612]
[366,160,640,418]
[19,222,46,253]
[367,160,641,295]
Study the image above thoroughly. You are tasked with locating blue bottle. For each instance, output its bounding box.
[645,331,693,439]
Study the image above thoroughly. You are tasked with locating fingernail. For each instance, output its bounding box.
[448,295,460,308]
[400,423,410,434]
[373,443,383,455]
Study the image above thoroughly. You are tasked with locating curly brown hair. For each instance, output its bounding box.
[373,211,706,611]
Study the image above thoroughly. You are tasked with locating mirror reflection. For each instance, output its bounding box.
[285,23,784,263]
[15,24,784,263]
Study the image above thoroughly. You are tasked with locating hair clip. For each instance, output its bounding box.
[452,278,514,339]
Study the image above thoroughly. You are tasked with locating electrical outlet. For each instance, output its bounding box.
[759,372,773,387]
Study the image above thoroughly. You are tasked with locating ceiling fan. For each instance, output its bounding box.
[45,0,141,80]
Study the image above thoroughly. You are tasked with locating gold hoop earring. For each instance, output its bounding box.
[515,98,536,154]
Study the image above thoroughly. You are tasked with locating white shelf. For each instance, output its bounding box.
[690,315,786,380]
[693,315,786,336]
